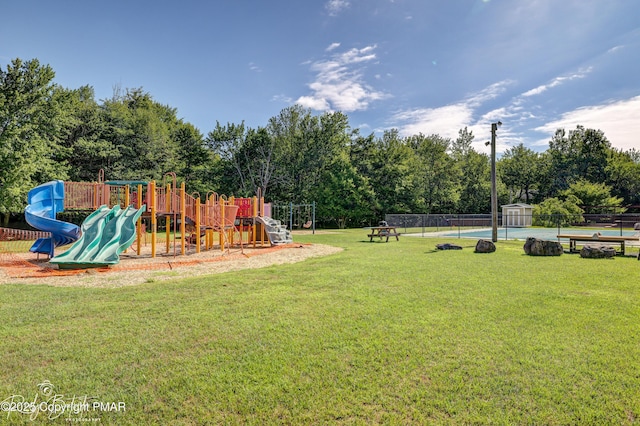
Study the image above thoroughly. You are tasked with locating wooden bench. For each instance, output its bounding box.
[557,234,639,255]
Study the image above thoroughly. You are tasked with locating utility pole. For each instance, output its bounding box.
[490,121,502,242]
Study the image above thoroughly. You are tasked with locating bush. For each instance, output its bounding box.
[533,195,584,227]
[56,210,93,226]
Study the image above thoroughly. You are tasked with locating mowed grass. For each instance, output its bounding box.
[1,230,639,424]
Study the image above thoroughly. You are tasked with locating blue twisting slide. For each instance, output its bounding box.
[24,180,80,257]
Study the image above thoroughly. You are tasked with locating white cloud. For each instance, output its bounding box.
[295,95,330,110]
[521,86,547,97]
[248,62,261,72]
[391,80,513,139]
[296,45,388,112]
[393,104,474,139]
[607,45,624,54]
[388,80,521,154]
[272,94,293,104]
[534,96,640,151]
[521,67,592,97]
[325,0,349,16]
[326,42,341,52]
[479,105,524,124]
[466,80,515,106]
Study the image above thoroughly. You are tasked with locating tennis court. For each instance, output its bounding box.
[417,227,638,241]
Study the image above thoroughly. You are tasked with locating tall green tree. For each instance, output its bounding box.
[498,143,541,204]
[206,121,249,195]
[267,106,354,203]
[0,58,67,224]
[450,126,474,160]
[301,110,354,202]
[409,134,457,213]
[206,122,278,198]
[376,130,417,215]
[101,88,181,180]
[573,126,611,183]
[544,125,612,196]
[605,149,640,206]
[56,85,120,182]
[456,151,490,214]
[543,129,575,196]
[316,152,376,228]
[450,128,490,213]
[266,105,313,202]
[173,121,217,195]
[350,129,416,216]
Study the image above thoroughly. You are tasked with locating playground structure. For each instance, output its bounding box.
[15,172,293,269]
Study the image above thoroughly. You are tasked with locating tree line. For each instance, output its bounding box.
[2,58,639,228]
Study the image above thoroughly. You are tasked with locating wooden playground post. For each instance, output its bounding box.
[195,197,201,253]
[165,183,171,254]
[219,197,226,252]
[229,196,235,245]
[252,196,257,248]
[124,184,130,207]
[180,182,186,255]
[93,182,98,210]
[137,184,142,255]
[260,195,265,247]
[205,194,211,250]
[96,169,105,209]
[150,181,157,258]
[205,195,210,250]
[124,185,130,253]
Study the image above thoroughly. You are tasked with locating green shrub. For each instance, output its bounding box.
[533,195,584,227]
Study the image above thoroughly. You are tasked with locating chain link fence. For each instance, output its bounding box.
[384,213,640,236]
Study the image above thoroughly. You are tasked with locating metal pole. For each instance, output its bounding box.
[312,201,316,234]
[619,216,623,236]
[505,218,508,241]
[490,122,501,242]
[289,202,293,231]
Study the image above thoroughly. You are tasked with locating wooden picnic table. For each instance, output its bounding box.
[557,234,639,255]
[368,226,400,242]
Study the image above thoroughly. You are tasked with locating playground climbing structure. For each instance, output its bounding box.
[18,172,288,268]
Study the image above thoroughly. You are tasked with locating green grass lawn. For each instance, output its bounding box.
[1,230,639,424]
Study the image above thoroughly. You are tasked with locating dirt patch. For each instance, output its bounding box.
[0,243,342,288]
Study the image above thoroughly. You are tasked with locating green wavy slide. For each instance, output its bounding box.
[50,204,146,269]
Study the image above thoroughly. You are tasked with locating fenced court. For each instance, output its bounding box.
[387,213,640,237]
[388,213,640,256]
[404,226,640,256]
[437,227,638,241]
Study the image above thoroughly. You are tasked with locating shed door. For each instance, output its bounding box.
[506,208,521,227]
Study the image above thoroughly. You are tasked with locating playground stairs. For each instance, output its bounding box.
[256,216,293,245]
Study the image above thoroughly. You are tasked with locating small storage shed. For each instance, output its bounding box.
[501,203,533,228]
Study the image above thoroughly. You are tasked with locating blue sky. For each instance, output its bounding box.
[2,0,639,154]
